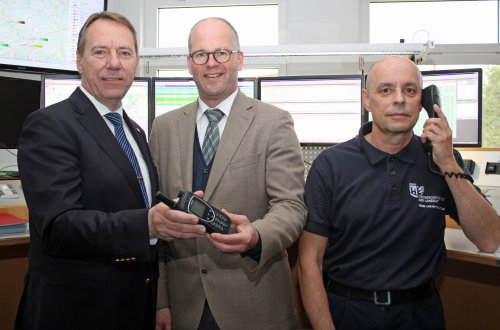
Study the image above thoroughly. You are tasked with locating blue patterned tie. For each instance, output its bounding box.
[104,112,150,208]
[202,108,225,164]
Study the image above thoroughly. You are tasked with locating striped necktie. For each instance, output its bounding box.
[202,108,225,164]
[104,112,150,208]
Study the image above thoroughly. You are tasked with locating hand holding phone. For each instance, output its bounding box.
[156,191,231,234]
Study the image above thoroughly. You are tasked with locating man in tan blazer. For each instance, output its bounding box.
[149,17,306,330]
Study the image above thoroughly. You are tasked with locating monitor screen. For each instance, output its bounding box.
[415,68,482,147]
[153,78,257,117]
[258,75,364,144]
[41,75,152,136]
[0,75,41,148]
[0,0,107,73]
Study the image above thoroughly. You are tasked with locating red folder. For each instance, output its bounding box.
[0,213,28,234]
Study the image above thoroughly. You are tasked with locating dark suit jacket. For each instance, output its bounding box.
[15,88,159,330]
[149,91,307,329]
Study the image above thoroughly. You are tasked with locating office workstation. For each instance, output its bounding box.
[1,0,500,329]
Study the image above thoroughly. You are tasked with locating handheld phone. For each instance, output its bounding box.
[421,84,441,151]
[155,191,231,234]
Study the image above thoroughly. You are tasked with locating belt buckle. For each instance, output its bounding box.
[373,291,391,305]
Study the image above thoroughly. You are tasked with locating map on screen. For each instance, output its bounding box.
[0,0,105,72]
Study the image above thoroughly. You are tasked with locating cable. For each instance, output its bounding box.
[427,151,443,177]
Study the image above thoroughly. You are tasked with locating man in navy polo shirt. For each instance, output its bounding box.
[298,55,500,330]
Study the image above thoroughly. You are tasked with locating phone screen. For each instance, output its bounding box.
[189,198,208,218]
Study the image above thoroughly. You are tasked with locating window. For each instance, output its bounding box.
[156,4,279,78]
[370,1,498,44]
[158,4,278,48]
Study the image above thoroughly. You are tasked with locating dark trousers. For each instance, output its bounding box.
[198,300,220,330]
[327,289,446,330]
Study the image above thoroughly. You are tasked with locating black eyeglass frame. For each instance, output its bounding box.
[189,48,240,65]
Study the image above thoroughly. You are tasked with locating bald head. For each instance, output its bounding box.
[188,17,240,53]
[366,56,422,93]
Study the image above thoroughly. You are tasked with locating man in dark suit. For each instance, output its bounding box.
[150,17,307,329]
[15,12,199,330]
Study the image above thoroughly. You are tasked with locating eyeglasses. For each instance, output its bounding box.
[189,48,239,65]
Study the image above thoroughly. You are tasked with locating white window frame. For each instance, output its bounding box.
[143,0,284,77]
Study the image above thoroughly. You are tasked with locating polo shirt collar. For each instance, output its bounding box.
[357,122,417,165]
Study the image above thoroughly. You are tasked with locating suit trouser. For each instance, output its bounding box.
[198,300,220,330]
[327,289,446,330]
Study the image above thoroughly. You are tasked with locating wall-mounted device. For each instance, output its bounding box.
[485,162,500,175]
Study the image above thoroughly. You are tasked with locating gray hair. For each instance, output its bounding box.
[77,11,138,56]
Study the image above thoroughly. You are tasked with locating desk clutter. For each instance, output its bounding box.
[0,213,28,235]
[0,183,20,199]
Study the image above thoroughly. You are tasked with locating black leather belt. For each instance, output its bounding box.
[329,281,435,305]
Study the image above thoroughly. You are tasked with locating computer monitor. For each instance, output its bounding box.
[0,0,107,73]
[153,78,257,118]
[0,75,41,148]
[258,75,364,144]
[416,68,482,147]
[41,75,152,136]
[40,74,81,107]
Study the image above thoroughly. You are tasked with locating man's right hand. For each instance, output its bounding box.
[148,191,206,241]
[156,307,172,330]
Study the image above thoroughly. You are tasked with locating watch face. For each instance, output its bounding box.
[189,198,208,218]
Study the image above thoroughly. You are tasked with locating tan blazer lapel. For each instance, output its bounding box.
[205,92,254,200]
[179,102,198,191]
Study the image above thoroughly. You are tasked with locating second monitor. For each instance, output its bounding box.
[153,78,257,117]
[258,75,365,144]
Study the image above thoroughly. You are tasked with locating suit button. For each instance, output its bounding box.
[201,269,208,276]
[145,277,151,284]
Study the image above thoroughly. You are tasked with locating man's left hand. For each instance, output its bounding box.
[421,104,459,172]
[206,210,259,254]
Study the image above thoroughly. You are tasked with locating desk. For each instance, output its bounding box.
[436,228,500,330]
[0,181,29,330]
[445,227,500,266]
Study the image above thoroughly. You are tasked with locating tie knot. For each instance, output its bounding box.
[104,112,123,127]
[204,108,224,124]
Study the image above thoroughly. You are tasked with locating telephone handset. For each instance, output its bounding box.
[421,85,441,151]
[421,84,444,176]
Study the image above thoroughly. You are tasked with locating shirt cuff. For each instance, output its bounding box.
[242,234,262,261]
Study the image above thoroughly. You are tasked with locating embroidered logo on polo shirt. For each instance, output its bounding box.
[409,183,445,210]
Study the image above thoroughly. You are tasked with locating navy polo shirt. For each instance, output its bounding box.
[305,122,465,291]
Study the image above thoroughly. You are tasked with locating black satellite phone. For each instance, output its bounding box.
[421,84,441,151]
[155,191,231,234]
